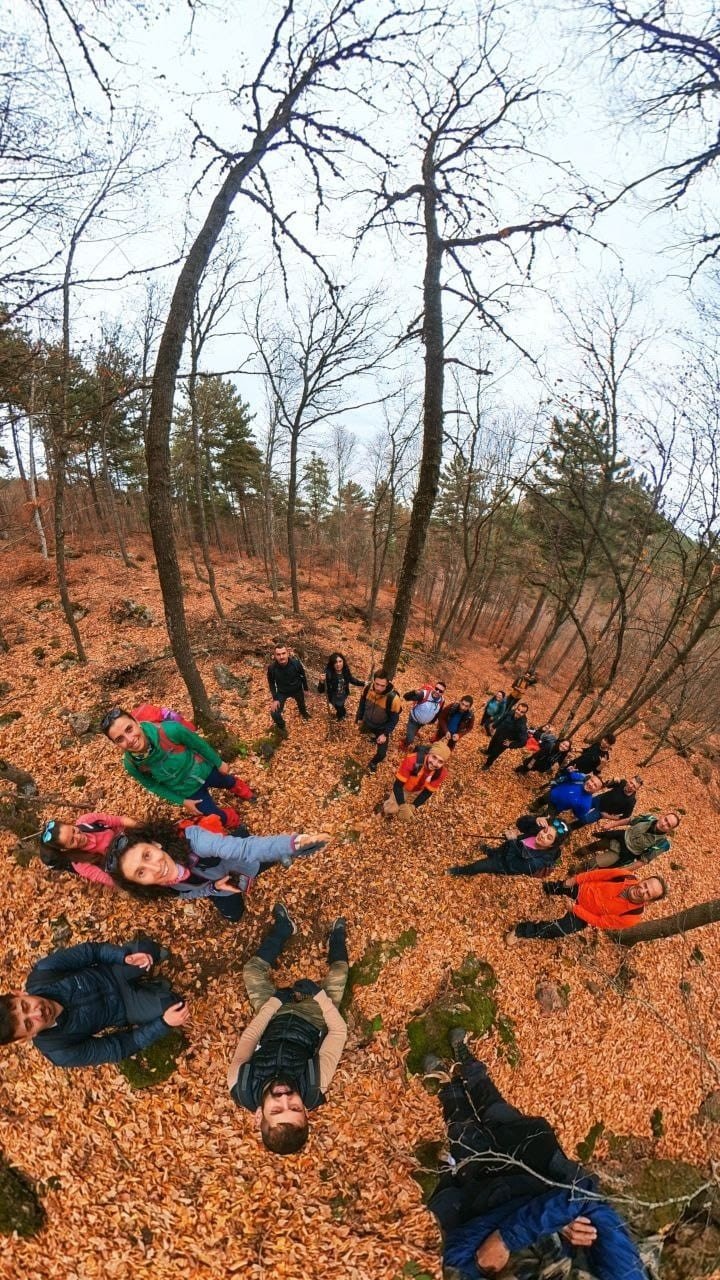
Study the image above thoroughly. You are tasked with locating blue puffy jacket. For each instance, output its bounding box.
[443,1180,647,1279]
[550,771,600,825]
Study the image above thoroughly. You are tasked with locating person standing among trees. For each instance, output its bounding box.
[381,740,451,820]
[505,667,538,709]
[402,679,447,746]
[515,731,572,776]
[570,734,616,774]
[0,939,189,1068]
[267,642,310,734]
[435,696,475,750]
[505,868,668,943]
[421,1030,648,1279]
[355,669,402,772]
[482,702,529,770]
[320,651,364,721]
[480,690,507,735]
[227,905,349,1155]
[101,708,256,822]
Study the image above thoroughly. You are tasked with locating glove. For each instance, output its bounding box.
[397,803,415,823]
[293,978,322,998]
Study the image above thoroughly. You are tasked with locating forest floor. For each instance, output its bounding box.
[0,539,718,1280]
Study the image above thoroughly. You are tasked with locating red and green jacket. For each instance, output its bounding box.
[123,720,222,805]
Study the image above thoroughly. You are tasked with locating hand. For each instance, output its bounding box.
[124,952,154,970]
[537,817,549,829]
[215,875,244,894]
[502,739,510,746]
[377,733,387,744]
[560,1216,598,1247]
[162,1001,190,1027]
[564,875,576,888]
[182,798,203,815]
[451,733,459,741]
[218,761,231,775]
[271,700,280,712]
[474,1231,510,1274]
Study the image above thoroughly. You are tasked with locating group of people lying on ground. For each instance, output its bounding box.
[0,647,676,1276]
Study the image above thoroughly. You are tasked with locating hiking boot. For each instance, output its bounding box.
[368,762,378,774]
[449,1026,472,1065]
[421,1054,451,1092]
[300,711,311,721]
[328,916,347,938]
[327,917,348,966]
[447,866,470,876]
[272,903,296,936]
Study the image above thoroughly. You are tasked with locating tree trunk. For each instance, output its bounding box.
[189,354,225,621]
[27,404,49,559]
[501,589,547,666]
[611,900,720,947]
[286,425,301,614]
[382,159,443,676]
[53,250,87,663]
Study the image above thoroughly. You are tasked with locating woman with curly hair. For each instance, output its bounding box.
[321,652,364,721]
[105,822,330,922]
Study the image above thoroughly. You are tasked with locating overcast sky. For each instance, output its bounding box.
[5,0,718,470]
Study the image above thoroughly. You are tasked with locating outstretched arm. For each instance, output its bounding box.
[314,992,348,1094]
[227,997,282,1090]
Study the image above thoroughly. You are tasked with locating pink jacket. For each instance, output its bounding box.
[70,813,126,887]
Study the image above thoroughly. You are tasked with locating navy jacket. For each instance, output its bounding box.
[443,1179,647,1279]
[27,941,168,1069]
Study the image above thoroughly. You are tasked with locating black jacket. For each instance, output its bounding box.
[491,711,528,748]
[571,742,607,774]
[323,661,363,704]
[597,780,637,819]
[230,1009,325,1112]
[267,656,308,698]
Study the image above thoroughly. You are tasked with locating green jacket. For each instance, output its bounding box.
[123,720,222,805]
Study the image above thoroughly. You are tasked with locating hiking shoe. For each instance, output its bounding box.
[446,866,469,877]
[449,1026,472,1065]
[272,903,296,936]
[421,1054,451,1091]
[368,762,378,774]
[328,916,347,939]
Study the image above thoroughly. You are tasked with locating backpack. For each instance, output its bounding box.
[131,702,197,732]
[362,684,397,716]
[38,818,114,874]
[409,745,431,775]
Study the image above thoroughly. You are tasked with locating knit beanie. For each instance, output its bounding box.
[429,741,452,763]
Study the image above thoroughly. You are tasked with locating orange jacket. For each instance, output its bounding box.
[395,752,447,795]
[572,869,645,931]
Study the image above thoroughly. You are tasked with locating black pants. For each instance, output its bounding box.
[271,689,308,728]
[483,733,513,769]
[212,893,246,923]
[515,883,587,939]
[359,723,389,767]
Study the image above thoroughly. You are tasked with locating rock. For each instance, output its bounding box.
[68,712,92,736]
[109,598,154,626]
[0,760,38,796]
[213,663,249,695]
[696,1089,720,1125]
[404,954,497,1077]
[534,977,569,1014]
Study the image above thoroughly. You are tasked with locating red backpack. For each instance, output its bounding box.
[131,702,197,733]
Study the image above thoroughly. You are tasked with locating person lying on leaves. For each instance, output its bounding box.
[0,940,188,1069]
[227,905,349,1155]
[105,823,330,924]
[422,1029,648,1279]
[101,707,256,823]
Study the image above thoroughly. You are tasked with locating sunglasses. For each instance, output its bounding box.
[100,707,125,735]
[41,820,59,845]
[433,686,446,693]
[104,834,130,877]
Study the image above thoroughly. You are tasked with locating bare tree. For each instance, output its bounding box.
[362,5,595,675]
[248,283,388,613]
[144,0,435,729]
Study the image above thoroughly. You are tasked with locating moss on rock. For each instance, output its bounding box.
[117,1030,185,1090]
[251,725,285,765]
[405,954,497,1077]
[595,1157,715,1234]
[0,1157,44,1237]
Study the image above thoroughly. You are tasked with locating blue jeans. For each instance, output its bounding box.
[188,766,238,821]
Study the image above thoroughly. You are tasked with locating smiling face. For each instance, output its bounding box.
[107,714,147,755]
[6,993,62,1040]
[584,775,603,794]
[426,752,445,771]
[52,822,87,850]
[627,877,664,905]
[119,841,179,886]
[656,812,679,834]
[333,656,344,672]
